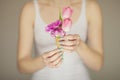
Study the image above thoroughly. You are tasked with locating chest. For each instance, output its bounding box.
[39,4,82,25]
[34,0,88,49]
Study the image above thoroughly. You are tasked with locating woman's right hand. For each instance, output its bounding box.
[41,49,64,68]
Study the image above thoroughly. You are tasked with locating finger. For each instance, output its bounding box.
[75,35,81,46]
[47,64,55,68]
[43,49,61,59]
[60,40,77,46]
[54,58,63,68]
[74,34,80,39]
[45,60,56,68]
[41,49,61,64]
[47,51,63,62]
[62,46,75,51]
[64,34,75,41]
[41,54,48,63]
[60,34,74,41]
[43,60,53,68]
[72,34,81,46]
[48,49,61,57]
[51,55,63,66]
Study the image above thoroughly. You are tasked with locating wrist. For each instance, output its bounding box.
[75,40,88,53]
[40,55,46,67]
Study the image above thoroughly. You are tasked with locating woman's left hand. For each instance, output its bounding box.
[59,34,81,52]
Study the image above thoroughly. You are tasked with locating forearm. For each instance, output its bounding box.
[18,55,45,74]
[76,41,103,71]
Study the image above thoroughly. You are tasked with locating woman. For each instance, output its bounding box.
[17,0,104,80]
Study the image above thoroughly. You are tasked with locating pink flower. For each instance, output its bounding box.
[50,28,66,37]
[62,7,73,19]
[62,18,72,32]
[45,6,73,38]
[45,20,62,32]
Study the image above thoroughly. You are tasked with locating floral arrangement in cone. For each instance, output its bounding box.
[45,7,73,48]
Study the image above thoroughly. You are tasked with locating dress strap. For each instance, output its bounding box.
[82,0,86,15]
[79,0,87,25]
[33,0,40,20]
[80,0,86,16]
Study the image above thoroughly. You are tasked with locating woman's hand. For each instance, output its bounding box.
[59,34,81,53]
[41,49,63,68]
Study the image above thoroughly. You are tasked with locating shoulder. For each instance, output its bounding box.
[86,0,103,22]
[19,0,35,25]
[20,0,35,14]
[86,0,102,12]
[19,0,35,16]
[87,0,100,6]
[20,0,48,14]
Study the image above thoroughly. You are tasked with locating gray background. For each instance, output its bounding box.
[0,0,120,80]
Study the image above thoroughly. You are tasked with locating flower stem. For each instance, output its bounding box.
[59,8,62,21]
[55,36,61,48]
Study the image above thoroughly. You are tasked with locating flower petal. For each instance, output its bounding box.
[62,7,73,19]
[62,18,72,32]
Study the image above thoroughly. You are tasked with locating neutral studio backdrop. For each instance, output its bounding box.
[0,0,120,80]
